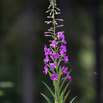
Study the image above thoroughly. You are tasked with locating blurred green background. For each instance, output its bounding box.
[0,0,103,103]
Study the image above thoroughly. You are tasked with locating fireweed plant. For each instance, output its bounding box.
[41,0,77,103]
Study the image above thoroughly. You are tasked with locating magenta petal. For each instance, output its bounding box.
[66,75,71,81]
[44,56,49,62]
[50,40,58,48]
[57,32,64,39]
[62,67,69,74]
[44,45,47,52]
[43,65,48,75]
[60,45,67,55]
[50,74,58,81]
[50,61,56,69]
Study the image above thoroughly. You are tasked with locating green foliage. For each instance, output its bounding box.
[70,96,77,103]
[41,93,52,103]
[63,90,71,103]
[44,62,55,74]
[58,66,62,83]
[42,81,57,100]
[57,56,63,69]
[60,81,71,103]
[60,72,70,93]
[1,0,102,102]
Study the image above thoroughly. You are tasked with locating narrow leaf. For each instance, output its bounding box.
[59,97,63,103]
[63,90,71,103]
[60,81,71,103]
[44,62,55,74]
[60,73,69,92]
[69,68,73,74]
[41,93,52,103]
[69,96,77,103]
[50,56,55,61]
[60,68,73,92]
[62,81,71,95]
[53,81,58,99]
[48,70,52,77]
[58,66,63,83]
[59,94,63,103]
[56,46,60,52]
[49,46,55,53]
[57,56,63,69]
[42,81,57,100]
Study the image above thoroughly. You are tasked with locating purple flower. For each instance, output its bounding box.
[62,39,67,44]
[50,40,58,48]
[43,65,48,75]
[45,52,48,56]
[50,61,56,69]
[51,53,59,59]
[50,74,58,81]
[57,32,64,40]
[60,45,67,55]
[47,48,52,54]
[62,67,69,74]
[66,75,71,81]
[57,32,67,44]
[45,48,52,56]
[63,54,69,63]
[44,56,49,62]
[44,45,47,52]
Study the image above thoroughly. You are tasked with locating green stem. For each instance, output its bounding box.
[52,0,58,73]
[52,1,60,103]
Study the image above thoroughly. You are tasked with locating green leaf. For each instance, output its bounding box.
[59,73,68,93]
[49,46,55,53]
[69,68,73,74]
[44,62,55,74]
[62,81,71,95]
[60,97,63,103]
[58,66,64,83]
[41,93,52,103]
[59,96,63,103]
[56,46,60,52]
[48,70,52,77]
[57,56,63,69]
[69,96,77,103]
[50,56,55,61]
[60,68,73,93]
[63,90,71,103]
[42,81,57,100]
[60,81,71,103]
[55,100,58,103]
[58,66,62,73]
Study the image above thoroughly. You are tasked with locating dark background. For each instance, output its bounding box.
[0,0,103,103]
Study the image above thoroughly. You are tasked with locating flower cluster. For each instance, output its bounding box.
[41,1,77,103]
[43,1,71,82]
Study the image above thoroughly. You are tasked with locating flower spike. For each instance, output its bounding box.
[42,0,76,103]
